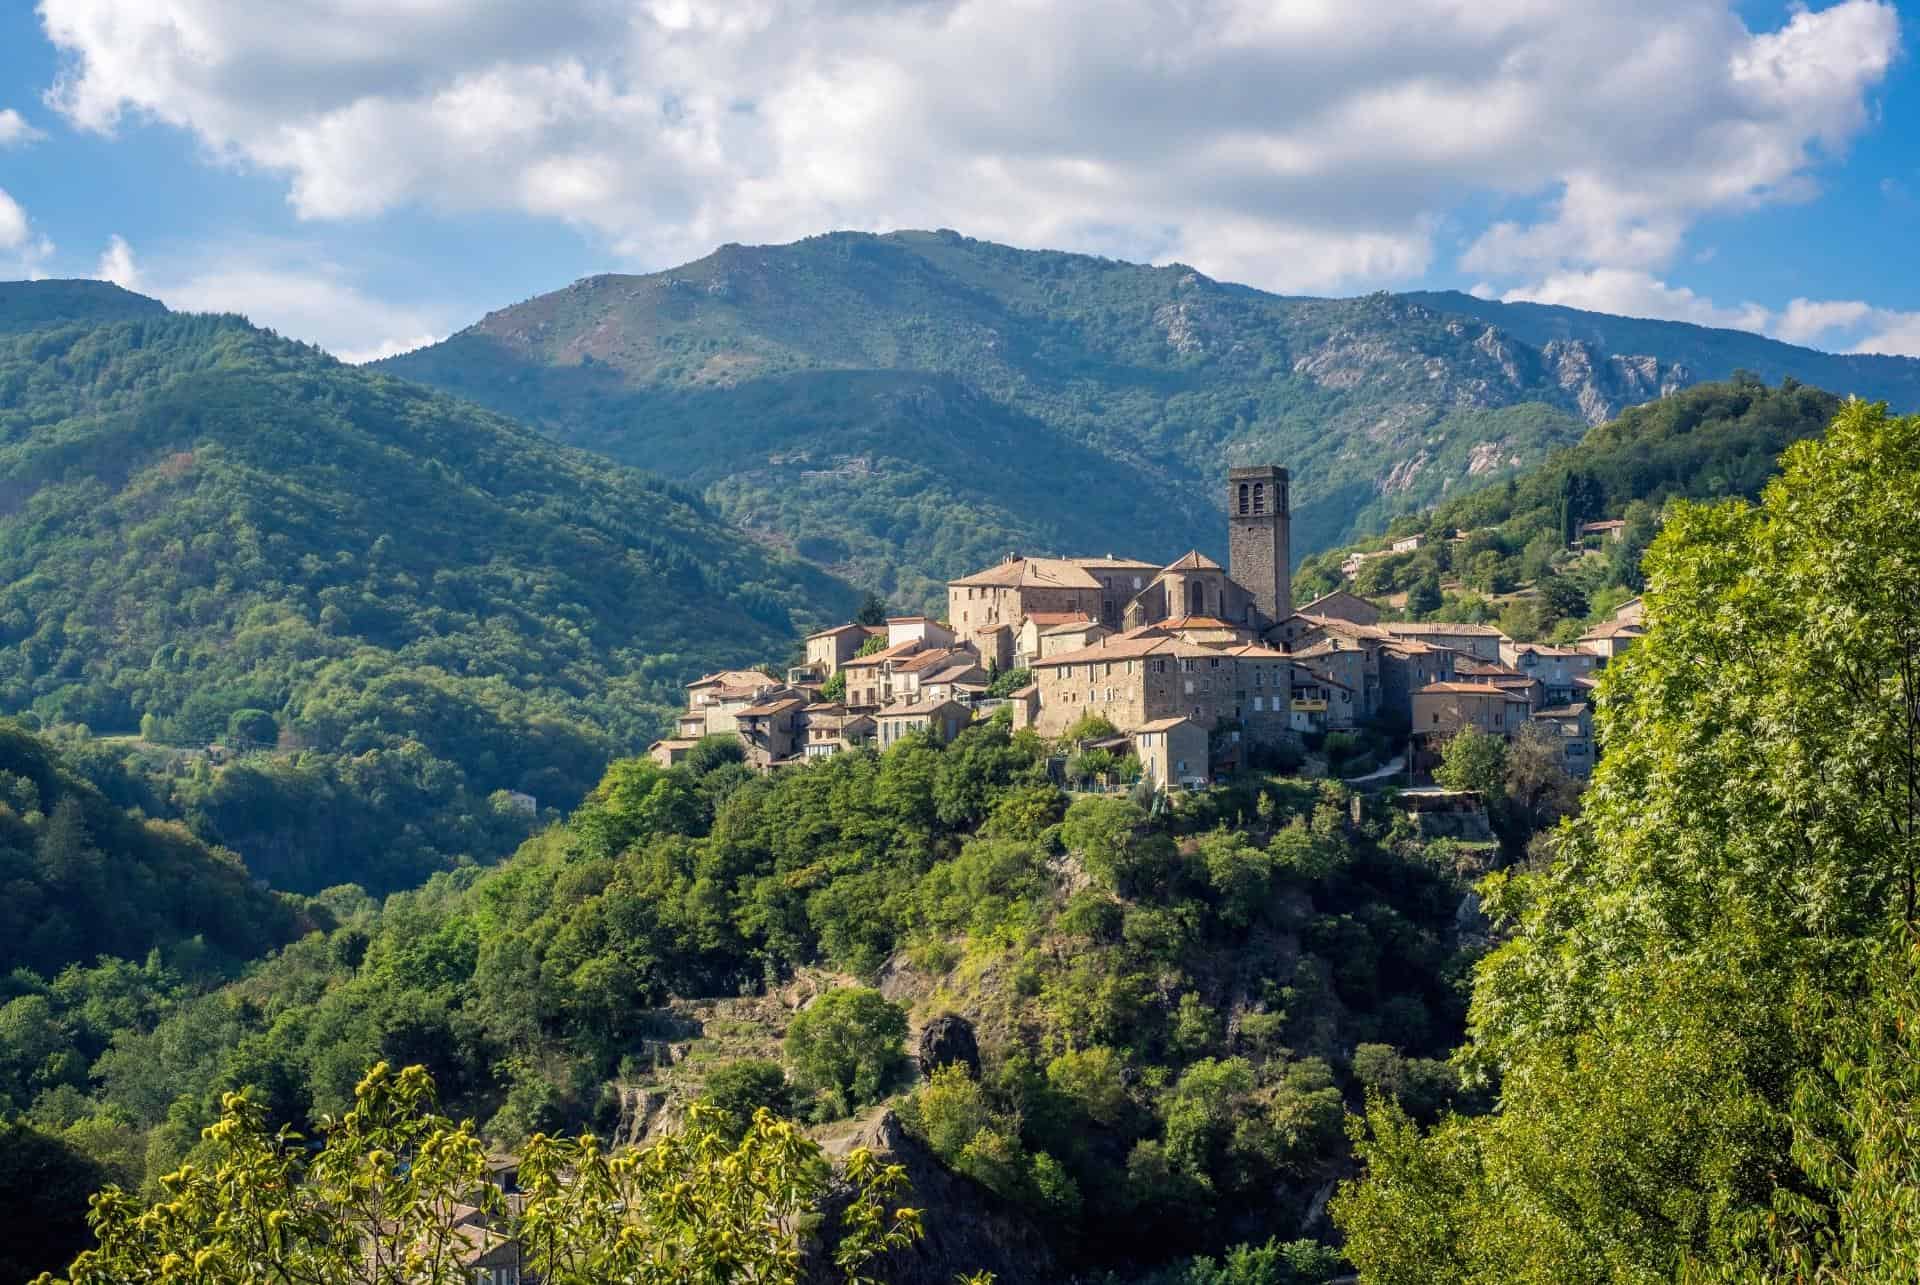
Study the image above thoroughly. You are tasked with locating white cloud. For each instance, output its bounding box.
[33,0,1903,297]
[1503,268,1772,332]
[94,233,141,289]
[1502,268,1920,358]
[0,108,44,147]
[0,188,28,250]
[92,236,448,362]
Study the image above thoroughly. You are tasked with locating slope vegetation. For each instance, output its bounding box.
[0,289,856,889]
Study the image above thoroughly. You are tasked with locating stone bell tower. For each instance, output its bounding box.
[1227,465,1291,627]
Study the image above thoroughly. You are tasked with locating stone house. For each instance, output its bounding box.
[1122,552,1265,631]
[1283,637,1380,721]
[948,556,1105,635]
[1038,618,1110,661]
[1531,702,1596,777]
[839,638,932,709]
[735,695,806,769]
[1498,642,1596,704]
[1455,657,1545,710]
[646,737,701,768]
[1412,681,1533,740]
[1613,596,1644,625]
[797,705,876,760]
[1132,717,1210,788]
[1379,641,1460,726]
[680,670,786,738]
[1016,611,1091,666]
[875,697,973,748]
[1578,618,1646,663]
[1379,621,1505,662]
[887,616,957,650]
[1027,633,1296,743]
[1578,518,1628,543]
[804,623,886,677]
[1295,590,1381,627]
[1076,556,1165,627]
[1390,534,1425,554]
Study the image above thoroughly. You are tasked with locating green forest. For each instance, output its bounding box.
[0,297,857,891]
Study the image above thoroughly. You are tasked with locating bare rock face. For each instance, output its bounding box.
[917,1013,981,1079]
[804,1110,1057,1285]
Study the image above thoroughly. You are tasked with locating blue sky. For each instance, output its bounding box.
[2,0,1916,361]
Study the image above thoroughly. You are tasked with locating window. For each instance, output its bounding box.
[1132,576,1143,590]
[1253,668,1263,687]
[1253,696,1264,712]
[1237,482,1250,515]
[1185,680,1195,695]
[1105,687,1115,702]
[1252,481,1265,514]
[1432,713,1440,725]
[1209,657,1221,669]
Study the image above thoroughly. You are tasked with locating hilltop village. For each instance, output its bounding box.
[650,465,1644,788]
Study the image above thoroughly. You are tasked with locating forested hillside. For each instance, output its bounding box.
[1334,400,1920,1281]
[0,721,304,978]
[0,287,858,890]
[1294,378,1846,643]
[6,709,1522,1281]
[382,230,1920,610]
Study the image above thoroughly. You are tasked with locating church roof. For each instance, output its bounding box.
[1163,550,1223,572]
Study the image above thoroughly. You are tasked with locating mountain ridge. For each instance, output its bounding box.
[381,230,1920,608]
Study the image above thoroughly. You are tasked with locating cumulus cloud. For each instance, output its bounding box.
[94,233,141,289]
[1502,269,1920,358]
[0,188,56,279]
[0,108,44,147]
[0,189,28,250]
[93,236,448,362]
[35,0,1903,295]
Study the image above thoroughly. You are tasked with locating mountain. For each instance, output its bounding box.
[0,285,857,889]
[0,280,165,335]
[1405,289,1920,405]
[381,230,1917,610]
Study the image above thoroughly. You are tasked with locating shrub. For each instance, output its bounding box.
[784,987,908,1112]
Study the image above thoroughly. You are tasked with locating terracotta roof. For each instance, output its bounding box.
[1419,681,1530,696]
[1298,590,1378,614]
[950,556,1102,590]
[805,623,871,641]
[690,669,772,688]
[1455,658,1529,677]
[1382,621,1506,637]
[1286,639,1349,660]
[1008,683,1038,699]
[648,737,701,750]
[1133,716,1199,733]
[1580,518,1628,532]
[886,615,934,623]
[1533,702,1591,718]
[1032,636,1172,666]
[1220,642,1293,660]
[1293,614,1392,641]
[1158,615,1240,630]
[1507,641,1588,658]
[973,621,1013,634]
[739,696,805,717]
[1024,610,1091,627]
[1041,619,1105,636]
[1579,619,1647,641]
[1164,550,1223,572]
[841,639,923,668]
[877,697,973,718]
[895,647,965,674]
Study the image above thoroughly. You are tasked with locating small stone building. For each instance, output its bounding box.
[1132,717,1210,788]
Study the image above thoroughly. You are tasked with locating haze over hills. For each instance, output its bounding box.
[0,283,857,888]
[379,229,1920,609]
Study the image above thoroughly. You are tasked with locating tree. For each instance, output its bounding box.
[785,988,909,1113]
[1333,401,1920,1281]
[1405,575,1442,616]
[820,671,848,702]
[39,1062,925,1285]
[855,594,892,627]
[1432,726,1504,799]
[698,1059,794,1139]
